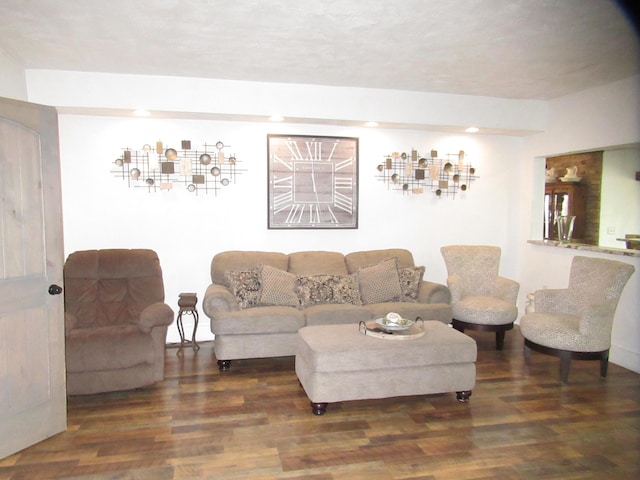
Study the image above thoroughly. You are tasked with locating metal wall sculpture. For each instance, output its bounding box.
[376,149,478,198]
[112,139,242,195]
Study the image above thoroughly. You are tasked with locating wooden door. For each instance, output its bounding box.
[0,96,66,458]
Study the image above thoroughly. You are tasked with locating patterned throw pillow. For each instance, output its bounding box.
[296,274,362,308]
[398,266,425,302]
[226,268,261,309]
[356,257,403,304]
[258,264,300,308]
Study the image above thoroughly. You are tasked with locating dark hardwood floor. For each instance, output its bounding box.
[1,326,639,479]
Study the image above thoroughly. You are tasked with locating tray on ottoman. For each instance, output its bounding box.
[296,321,477,415]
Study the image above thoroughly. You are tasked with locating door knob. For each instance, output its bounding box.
[48,284,63,295]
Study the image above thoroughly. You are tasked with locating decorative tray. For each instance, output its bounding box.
[359,317,425,340]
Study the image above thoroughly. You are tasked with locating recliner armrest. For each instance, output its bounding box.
[138,302,174,333]
[65,312,78,334]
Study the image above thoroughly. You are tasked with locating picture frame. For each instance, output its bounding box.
[267,134,359,229]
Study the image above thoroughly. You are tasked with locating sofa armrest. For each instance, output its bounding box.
[417,280,451,304]
[138,302,175,333]
[202,284,238,318]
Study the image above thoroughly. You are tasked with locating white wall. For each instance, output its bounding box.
[599,147,640,247]
[25,69,640,373]
[26,70,548,135]
[521,76,640,373]
[0,48,27,100]
[58,114,523,344]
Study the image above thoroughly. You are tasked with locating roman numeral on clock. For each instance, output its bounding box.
[305,141,322,161]
[273,175,292,187]
[285,141,304,161]
[272,154,293,170]
[334,177,352,190]
[285,204,303,223]
[334,191,352,213]
[335,157,353,171]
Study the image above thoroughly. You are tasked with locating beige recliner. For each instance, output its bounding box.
[441,245,520,350]
[520,256,635,383]
[64,249,174,395]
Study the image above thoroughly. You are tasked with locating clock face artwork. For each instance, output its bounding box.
[268,134,358,229]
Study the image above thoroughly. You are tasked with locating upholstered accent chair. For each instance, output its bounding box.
[64,249,174,395]
[440,245,519,350]
[519,256,635,383]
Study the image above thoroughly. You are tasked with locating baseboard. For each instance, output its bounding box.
[610,344,640,374]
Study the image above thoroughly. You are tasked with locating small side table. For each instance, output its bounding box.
[176,292,200,353]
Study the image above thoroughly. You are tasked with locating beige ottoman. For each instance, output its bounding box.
[296,321,477,415]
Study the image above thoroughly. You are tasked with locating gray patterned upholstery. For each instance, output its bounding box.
[441,245,519,350]
[520,256,635,356]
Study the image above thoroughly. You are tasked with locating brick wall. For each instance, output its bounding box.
[546,151,603,245]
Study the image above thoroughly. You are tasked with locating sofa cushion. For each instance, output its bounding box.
[356,257,403,304]
[258,264,300,308]
[288,251,349,275]
[211,251,288,287]
[399,266,425,302]
[345,248,416,273]
[226,268,261,309]
[296,273,362,308]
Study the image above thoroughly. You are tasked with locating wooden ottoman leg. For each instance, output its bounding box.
[311,402,328,415]
[217,360,231,371]
[456,390,472,403]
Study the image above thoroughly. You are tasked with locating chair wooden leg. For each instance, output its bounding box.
[495,330,505,351]
[560,351,571,383]
[524,344,531,365]
[451,321,464,333]
[600,351,609,378]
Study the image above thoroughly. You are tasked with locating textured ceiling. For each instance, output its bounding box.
[0,0,638,100]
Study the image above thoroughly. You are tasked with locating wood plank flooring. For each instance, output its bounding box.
[1,326,639,479]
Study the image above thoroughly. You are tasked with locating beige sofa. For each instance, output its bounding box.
[202,248,452,370]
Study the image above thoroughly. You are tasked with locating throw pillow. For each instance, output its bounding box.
[226,268,261,309]
[296,274,362,308]
[258,264,300,308]
[356,257,403,304]
[398,266,425,302]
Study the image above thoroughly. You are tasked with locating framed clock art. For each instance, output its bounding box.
[267,134,359,229]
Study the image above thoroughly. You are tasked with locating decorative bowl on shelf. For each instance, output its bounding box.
[559,176,582,183]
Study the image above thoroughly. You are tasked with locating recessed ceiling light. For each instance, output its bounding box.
[465,127,479,133]
[364,121,379,127]
[269,115,284,122]
[133,109,150,117]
